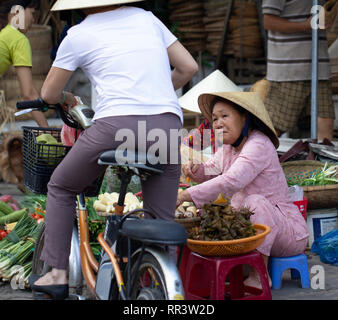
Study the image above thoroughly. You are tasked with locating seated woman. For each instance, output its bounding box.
[177,91,309,288]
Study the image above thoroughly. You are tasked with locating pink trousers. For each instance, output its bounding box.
[233,194,308,257]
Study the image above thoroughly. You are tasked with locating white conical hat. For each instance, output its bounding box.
[178,70,242,113]
[51,0,145,11]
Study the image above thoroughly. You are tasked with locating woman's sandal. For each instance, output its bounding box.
[29,274,69,300]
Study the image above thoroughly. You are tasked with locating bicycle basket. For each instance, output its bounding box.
[23,127,104,196]
[23,127,70,194]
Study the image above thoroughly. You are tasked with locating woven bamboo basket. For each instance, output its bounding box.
[233,45,264,58]
[26,24,52,51]
[187,224,270,257]
[4,50,51,76]
[1,75,45,100]
[282,160,338,210]
[174,216,201,231]
[170,2,204,14]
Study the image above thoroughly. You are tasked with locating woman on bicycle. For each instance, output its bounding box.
[30,0,198,299]
[0,0,48,127]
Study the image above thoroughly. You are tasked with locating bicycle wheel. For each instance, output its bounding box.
[31,222,83,295]
[32,222,51,276]
[128,252,169,300]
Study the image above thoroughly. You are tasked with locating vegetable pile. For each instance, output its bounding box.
[287,162,338,187]
[0,194,47,291]
[93,192,143,214]
[0,212,42,289]
[189,203,256,241]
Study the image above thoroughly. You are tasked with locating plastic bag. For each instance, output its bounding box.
[61,124,82,146]
[311,229,338,266]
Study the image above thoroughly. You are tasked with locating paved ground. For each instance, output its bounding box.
[0,182,337,300]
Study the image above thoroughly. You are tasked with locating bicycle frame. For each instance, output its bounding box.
[71,186,186,300]
[74,190,138,299]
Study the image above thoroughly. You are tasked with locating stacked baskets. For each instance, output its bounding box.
[202,0,264,59]
[168,0,206,54]
[0,24,54,122]
[225,0,264,59]
[203,0,229,57]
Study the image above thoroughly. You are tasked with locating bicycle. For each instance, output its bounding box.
[16,98,187,300]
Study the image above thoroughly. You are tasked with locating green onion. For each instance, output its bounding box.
[287,162,338,187]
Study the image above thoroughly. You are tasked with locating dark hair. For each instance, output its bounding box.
[0,0,40,29]
[209,96,271,137]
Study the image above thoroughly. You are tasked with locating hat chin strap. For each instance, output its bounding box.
[231,115,251,148]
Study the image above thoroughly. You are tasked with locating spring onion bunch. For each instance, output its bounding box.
[9,261,32,290]
[0,214,42,286]
[288,162,338,187]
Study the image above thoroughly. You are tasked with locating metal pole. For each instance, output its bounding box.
[311,0,319,140]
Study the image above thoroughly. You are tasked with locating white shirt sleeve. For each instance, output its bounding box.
[52,34,80,71]
[148,12,177,48]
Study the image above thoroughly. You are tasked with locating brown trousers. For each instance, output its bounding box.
[41,113,182,269]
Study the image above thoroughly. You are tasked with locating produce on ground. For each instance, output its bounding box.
[0,212,42,289]
[189,203,256,241]
[0,195,21,212]
[287,162,338,187]
[0,208,29,225]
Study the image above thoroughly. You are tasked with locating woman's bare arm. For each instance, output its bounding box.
[16,66,49,127]
[263,14,312,33]
[167,40,198,91]
[40,66,77,107]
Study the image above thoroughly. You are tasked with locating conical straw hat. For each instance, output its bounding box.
[178,70,242,113]
[198,91,279,148]
[51,0,145,11]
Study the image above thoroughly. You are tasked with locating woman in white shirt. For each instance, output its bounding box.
[30,0,198,300]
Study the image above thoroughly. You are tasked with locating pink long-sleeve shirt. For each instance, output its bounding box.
[187,130,309,244]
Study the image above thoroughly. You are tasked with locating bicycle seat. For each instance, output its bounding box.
[98,150,165,174]
[119,219,187,246]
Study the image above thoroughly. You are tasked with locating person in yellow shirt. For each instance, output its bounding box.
[0,0,48,127]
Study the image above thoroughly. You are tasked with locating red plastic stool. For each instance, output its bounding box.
[179,247,272,300]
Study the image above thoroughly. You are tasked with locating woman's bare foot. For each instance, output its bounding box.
[243,270,272,289]
[243,254,272,289]
[34,268,68,286]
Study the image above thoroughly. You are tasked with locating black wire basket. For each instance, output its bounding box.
[23,126,103,197]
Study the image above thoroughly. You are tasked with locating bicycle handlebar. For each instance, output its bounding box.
[16,98,52,112]
[16,98,83,129]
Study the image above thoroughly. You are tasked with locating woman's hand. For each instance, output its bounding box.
[182,160,200,179]
[176,189,193,208]
[61,91,78,111]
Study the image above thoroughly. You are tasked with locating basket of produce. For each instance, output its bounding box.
[22,127,103,196]
[282,160,338,209]
[94,191,143,216]
[187,203,270,256]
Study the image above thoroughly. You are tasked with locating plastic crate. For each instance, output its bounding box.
[22,126,102,197]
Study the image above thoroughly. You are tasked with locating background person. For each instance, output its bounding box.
[262,0,336,141]
[29,0,198,300]
[177,92,309,289]
[0,0,48,127]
